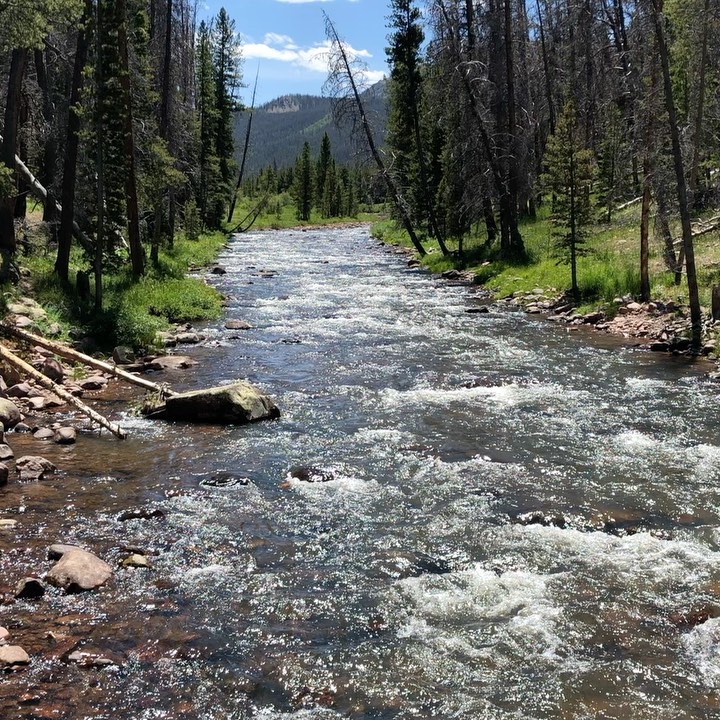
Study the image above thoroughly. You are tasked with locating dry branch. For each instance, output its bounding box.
[1,325,176,398]
[0,342,127,439]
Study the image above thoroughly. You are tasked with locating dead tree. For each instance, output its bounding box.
[323,12,427,256]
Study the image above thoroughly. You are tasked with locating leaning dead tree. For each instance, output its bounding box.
[323,12,427,257]
[227,66,259,224]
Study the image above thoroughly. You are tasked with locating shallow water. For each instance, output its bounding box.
[2,226,720,718]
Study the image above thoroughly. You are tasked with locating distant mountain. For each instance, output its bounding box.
[233,81,388,175]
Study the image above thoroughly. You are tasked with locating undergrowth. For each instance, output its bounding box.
[11,224,227,351]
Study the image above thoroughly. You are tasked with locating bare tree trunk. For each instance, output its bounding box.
[651,0,702,349]
[688,0,710,208]
[56,3,90,283]
[536,0,556,135]
[227,67,258,224]
[34,49,59,224]
[324,12,427,256]
[640,156,651,302]
[118,0,145,277]
[0,49,28,273]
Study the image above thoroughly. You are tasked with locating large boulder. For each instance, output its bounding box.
[0,398,21,428]
[145,381,280,425]
[46,548,112,593]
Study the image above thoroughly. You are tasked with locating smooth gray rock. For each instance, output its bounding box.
[112,346,134,365]
[145,381,280,425]
[54,427,77,445]
[46,549,112,593]
[225,319,252,330]
[33,428,55,441]
[0,444,13,461]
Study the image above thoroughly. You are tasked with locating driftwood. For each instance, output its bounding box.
[672,215,720,247]
[0,342,127,439]
[1,325,176,398]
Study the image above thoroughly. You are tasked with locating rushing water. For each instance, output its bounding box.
[3,226,720,719]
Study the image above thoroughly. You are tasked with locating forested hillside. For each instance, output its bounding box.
[234,82,388,175]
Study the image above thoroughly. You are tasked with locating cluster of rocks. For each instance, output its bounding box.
[1,534,158,671]
[502,289,717,355]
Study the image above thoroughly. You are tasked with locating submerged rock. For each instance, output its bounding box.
[118,508,165,521]
[16,455,56,481]
[286,466,335,484]
[47,548,113,593]
[370,550,453,580]
[144,381,280,425]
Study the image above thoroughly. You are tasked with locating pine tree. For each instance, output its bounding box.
[315,132,332,212]
[544,101,595,300]
[212,7,242,185]
[293,141,313,222]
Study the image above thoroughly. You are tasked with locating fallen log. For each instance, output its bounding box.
[0,343,127,439]
[1,325,176,398]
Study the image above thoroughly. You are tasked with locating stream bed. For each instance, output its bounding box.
[2,226,720,718]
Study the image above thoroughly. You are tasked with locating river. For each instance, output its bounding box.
[2,225,720,719]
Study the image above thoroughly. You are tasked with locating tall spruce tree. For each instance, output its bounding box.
[386,0,448,254]
[293,141,313,222]
[544,100,595,300]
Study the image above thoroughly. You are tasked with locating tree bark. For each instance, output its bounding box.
[688,0,710,208]
[118,0,145,277]
[0,49,28,271]
[34,49,59,223]
[651,0,702,349]
[57,3,90,282]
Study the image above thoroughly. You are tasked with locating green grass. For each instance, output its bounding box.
[371,201,703,311]
[12,218,226,352]
[229,192,381,231]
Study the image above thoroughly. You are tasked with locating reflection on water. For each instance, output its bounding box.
[2,226,720,719]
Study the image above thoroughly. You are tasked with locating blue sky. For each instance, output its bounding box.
[200,0,392,106]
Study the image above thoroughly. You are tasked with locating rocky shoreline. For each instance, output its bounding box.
[385,239,720,371]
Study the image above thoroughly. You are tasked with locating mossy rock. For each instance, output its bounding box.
[145,381,280,425]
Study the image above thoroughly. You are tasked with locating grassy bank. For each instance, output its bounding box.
[229,193,380,231]
[373,203,720,314]
[8,209,227,351]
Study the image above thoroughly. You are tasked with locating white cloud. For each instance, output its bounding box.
[244,34,379,77]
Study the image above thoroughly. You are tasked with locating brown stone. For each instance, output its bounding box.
[16,456,56,482]
[14,577,46,600]
[0,645,30,669]
[47,549,112,593]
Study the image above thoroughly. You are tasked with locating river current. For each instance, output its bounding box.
[2,226,720,718]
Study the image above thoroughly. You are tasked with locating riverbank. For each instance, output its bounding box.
[371,210,720,364]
